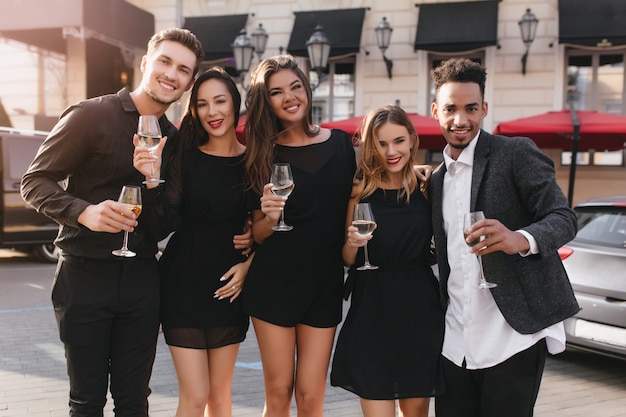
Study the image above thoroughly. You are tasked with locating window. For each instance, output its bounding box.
[310,59,355,123]
[561,149,624,166]
[575,207,626,247]
[566,49,626,114]
[426,150,445,164]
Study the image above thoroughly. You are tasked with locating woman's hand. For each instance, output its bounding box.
[133,134,167,188]
[345,225,373,248]
[233,217,253,255]
[259,183,285,224]
[214,254,254,302]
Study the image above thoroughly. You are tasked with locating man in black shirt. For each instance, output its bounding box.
[21,28,204,416]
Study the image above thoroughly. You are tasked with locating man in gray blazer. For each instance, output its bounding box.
[429,58,580,417]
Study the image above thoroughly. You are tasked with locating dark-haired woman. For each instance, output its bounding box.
[134,66,252,417]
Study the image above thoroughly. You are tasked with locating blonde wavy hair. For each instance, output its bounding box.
[353,105,421,202]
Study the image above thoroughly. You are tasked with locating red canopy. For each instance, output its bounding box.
[321,113,446,150]
[493,110,626,151]
[235,113,246,144]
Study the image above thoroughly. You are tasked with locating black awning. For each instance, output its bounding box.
[559,0,626,47]
[183,14,248,62]
[287,8,367,58]
[414,1,499,53]
[0,0,154,54]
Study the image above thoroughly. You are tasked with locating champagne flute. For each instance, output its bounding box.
[138,115,164,185]
[112,185,142,257]
[353,202,378,270]
[270,163,295,231]
[463,211,497,289]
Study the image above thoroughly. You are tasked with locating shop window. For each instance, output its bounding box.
[566,49,626,114]
[561,149,624,166]
[310,59,355,123]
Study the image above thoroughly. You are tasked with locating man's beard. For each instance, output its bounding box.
[145,85,178,106]
[449,142,469,150]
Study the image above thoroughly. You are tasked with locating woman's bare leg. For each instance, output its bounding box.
[398,397,430,417]
[360,399,397,417]
[206,343,240,417]
[293,324,336,417]
[252,317,296,417]
[170,346,210,417]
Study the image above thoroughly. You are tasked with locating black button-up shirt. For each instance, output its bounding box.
[21,88,176,259]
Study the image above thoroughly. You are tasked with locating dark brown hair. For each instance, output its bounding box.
[431,58,487,100]
[177,66,241,152]
[147,27,204,77]
[243,55,319,194]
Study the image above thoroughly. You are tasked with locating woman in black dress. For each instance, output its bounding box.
[134,67,253,417]
[331,105,445,417]
[241,55,356,417]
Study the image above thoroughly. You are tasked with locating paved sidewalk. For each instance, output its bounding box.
[1,305,626,416]
[0,256,624,417]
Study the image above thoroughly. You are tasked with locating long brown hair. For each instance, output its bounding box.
[243,55,319,194]
[354,105,420,202]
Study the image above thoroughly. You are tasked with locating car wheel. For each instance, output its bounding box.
[32,243,59,263]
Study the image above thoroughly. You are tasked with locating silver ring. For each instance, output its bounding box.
[232,285,236,290]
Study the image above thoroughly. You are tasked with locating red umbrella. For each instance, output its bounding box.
[235,113,246,144]
[321,113,445,150]
[493,110,626,151]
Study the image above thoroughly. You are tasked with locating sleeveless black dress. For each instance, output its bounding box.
[241,130,356,327]
[159,149,250,349]
[331,188,445,399]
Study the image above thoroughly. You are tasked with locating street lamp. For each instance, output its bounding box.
[375,17,393,79]
[250,23,268,62]
[231,28,254,88]
[306,25,331,90]
[519,8,539,75]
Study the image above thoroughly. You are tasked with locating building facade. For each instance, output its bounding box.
[1,0,624,205]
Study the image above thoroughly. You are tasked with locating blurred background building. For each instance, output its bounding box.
[1,0,624,204]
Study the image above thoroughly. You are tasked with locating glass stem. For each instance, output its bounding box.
[279,208,285,226]
[363,243,371,266]
[122,231,130,251]
[477,255,486,281]
[150,152,156,180]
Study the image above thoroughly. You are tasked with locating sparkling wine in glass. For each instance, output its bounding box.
[271,163,295,231]
[138,115,164,185]
[112,185,142,257]
[463,211,497,289]
[353,202,378,271]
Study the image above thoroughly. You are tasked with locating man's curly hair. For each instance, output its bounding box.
[431,58,487,99]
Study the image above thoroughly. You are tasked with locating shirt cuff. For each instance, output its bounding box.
[516,229,538,256]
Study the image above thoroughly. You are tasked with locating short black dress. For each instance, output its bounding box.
[159,149,250,349]
[241,130,356,328]
[331,188,445,399]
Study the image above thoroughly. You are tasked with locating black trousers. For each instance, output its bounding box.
[435,339,547,417]
[52,255,160,417]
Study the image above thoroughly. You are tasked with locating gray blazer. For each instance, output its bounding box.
[430,130,580,334]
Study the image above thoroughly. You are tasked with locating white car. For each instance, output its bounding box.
[559,196,626,360]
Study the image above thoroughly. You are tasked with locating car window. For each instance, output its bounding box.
[575,208,626,247]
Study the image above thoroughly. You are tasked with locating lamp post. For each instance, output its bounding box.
[306,25,331,90]
[375,17,393,79]
[519,8,539,75]
[231,24,269,90]
[250,23,268,62]
[231,28,254,88]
